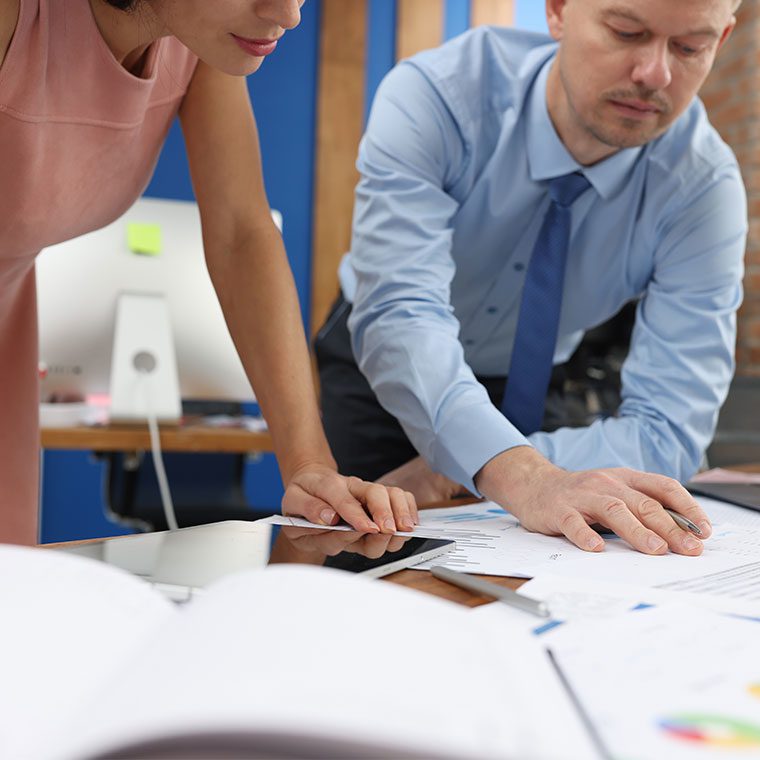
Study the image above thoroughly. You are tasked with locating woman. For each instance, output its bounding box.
[0,0,417,544]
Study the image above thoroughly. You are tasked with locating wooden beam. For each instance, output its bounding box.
[310,0,367,337]
[396,0,444,60]
[470,0,514,27]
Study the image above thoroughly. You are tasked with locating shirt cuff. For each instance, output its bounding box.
[430,402,531,494]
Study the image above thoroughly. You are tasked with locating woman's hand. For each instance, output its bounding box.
[278,527,411,560]
[282,464,418,534]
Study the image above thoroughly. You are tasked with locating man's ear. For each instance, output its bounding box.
[715,16,737,56]
[546,0,569,41]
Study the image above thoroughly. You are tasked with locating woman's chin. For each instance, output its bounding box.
[200,52,266,78]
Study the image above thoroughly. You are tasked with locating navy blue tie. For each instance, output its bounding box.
[501,172,591,435]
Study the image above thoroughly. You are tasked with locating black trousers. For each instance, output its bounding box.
[314,295,570,482]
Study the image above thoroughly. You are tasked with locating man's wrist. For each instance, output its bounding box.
[474,445,557,504]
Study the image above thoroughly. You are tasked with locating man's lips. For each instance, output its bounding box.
[609,99,663,119]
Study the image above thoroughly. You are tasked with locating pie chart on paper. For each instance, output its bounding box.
[659,714,760,749]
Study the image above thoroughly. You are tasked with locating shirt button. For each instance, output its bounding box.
[514,262,525,272]
[464,339,476,346]
[486,306,498,314]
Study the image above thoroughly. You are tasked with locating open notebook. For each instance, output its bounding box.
[0,543,598,760]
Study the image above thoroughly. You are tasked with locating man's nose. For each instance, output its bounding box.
[631,41,672,92]
[256,0,302,31]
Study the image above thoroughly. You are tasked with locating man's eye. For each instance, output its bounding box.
[614,29,642,41]
[675,42,700,56]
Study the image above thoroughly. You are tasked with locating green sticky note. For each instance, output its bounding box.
[127,222,162,256]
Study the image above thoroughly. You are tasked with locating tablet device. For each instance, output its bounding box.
[687,482,760,512]
[51,521,454,602]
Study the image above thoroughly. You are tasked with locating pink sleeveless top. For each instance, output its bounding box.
[0,0,198,544]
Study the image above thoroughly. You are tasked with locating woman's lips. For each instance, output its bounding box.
[231,34,279,57]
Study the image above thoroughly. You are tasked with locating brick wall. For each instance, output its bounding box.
[701,0,760,377]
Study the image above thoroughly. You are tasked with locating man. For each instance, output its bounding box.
[316,0,746,556]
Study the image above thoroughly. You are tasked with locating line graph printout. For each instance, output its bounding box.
[659,562,760,601]
[411,502,760,591]
[267,499,760,593]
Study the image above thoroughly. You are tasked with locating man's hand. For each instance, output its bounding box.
[475,447,712,555]
[282,464,418,533]
[378,456,471,506]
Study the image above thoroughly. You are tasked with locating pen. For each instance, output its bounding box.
[546,649,614,760]
[430,566,550,618]
[663,507,703,537]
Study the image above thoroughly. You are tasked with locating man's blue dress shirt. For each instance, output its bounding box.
[339,27,747,492]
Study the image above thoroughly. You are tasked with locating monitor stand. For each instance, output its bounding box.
[109,292,181,424]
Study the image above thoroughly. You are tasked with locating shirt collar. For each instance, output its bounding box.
[525,52,642,201]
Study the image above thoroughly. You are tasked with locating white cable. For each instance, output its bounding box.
[146,404,179,531]
[137,371,179,531]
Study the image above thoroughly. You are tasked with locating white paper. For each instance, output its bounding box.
[270,501,760,596]
[406,503,760,590]
[0,544,174,760]
[54,565,598,760]
[267,513,362,532]
[697,495,760,530]
[470,576,651,639]
[522,573,760,620]
[548,605,760,759]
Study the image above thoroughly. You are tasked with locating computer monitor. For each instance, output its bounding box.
[37,197,282,408]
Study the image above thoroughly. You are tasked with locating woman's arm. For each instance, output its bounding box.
[0,0,20,70]
[179,63,416,533]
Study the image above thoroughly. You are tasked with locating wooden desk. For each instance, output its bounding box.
[40,420,274,454]
[384,567,523,607]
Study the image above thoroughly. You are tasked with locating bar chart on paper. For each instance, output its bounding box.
[409,504,531,574]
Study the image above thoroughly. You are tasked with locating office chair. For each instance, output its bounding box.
[102,403,279,532]
[103,450,279,532]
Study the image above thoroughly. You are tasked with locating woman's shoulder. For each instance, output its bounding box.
[0,0,21,70]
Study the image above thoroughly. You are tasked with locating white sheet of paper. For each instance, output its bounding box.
[267,514,359,531]
[55,565,599,760]
[0,545,175,760]
[520,573,760,620]
[268,498,760,597]
[548,605,760,760]
[471,570,760,651]
[695,495,760,529]
[409,502,760,588]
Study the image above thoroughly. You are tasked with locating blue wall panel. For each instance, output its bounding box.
[248,0,321,326]
[445,0,471,41]
[365,0,397,125]
[515,0,548,33]
[40,452,134,543]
